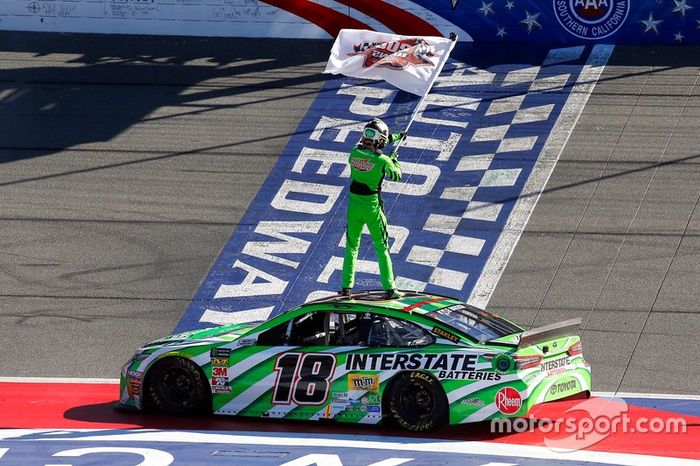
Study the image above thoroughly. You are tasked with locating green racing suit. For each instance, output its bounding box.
[341,134,403,291]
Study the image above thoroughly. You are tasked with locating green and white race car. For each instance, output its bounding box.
[119,291,590,431]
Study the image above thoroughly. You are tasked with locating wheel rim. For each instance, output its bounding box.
[400,381,435,417]
[159,366,197,406]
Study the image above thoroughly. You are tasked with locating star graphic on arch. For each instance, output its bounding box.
[674,31,684,42]
[521,10,542,33]
[672,0,694,16]
[505,0,515,10]
[640,12,663,35]
[451,0,460,10]
[478,1,495,16]
[497,27,507,38]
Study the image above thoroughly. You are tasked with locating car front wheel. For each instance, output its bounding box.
[146,357,210,415]
[386,372,448,431]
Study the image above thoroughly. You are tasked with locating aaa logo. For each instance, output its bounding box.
[553,0,629,40]
[349,38,435,70]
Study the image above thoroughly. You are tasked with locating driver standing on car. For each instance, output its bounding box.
[340,118,405,300]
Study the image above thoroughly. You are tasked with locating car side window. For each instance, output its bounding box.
[258,312,434,347]
[366,314,434,347]
[256,320,290,346]
[329,313,365,346]
[328,313,433,347]
[288,311,329,346]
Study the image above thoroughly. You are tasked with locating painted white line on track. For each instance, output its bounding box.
[468,44,615,309]
[0,377,119,384]
[0,429,697,466]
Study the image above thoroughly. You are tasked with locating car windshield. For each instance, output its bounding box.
[430,304,515,343]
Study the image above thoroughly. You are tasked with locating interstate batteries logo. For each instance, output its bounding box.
[348,38,435,70]
[554,0,629,39]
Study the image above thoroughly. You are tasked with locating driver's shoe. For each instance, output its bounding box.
[382,289,403,299]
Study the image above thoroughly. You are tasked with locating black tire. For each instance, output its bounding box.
[146,357,210,415]
[386,371,448,432]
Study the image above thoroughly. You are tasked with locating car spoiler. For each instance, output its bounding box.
[518,318,582,348]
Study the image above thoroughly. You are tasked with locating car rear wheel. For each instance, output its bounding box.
[386,372,448,431]
[146,357,210,415]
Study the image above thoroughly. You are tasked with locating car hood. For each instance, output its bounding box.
[139,322,259,350]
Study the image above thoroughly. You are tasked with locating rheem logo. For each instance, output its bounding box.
[495,387,522,415]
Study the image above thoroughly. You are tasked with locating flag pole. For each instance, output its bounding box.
[391,32,458,156]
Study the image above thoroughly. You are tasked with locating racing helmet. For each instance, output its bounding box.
[361,118,390,150]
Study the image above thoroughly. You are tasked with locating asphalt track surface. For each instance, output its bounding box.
[0,32,698,398]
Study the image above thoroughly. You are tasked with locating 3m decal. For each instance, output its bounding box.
[272,353,336,405]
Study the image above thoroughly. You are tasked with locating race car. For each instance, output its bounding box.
[118,291,590,431]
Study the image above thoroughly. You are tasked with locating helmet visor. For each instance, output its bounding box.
[363,128,377,139]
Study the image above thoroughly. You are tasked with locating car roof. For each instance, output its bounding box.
[301,290,462,316]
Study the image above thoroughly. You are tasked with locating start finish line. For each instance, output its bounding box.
[175,43,613,333]
[0,429,697,466]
